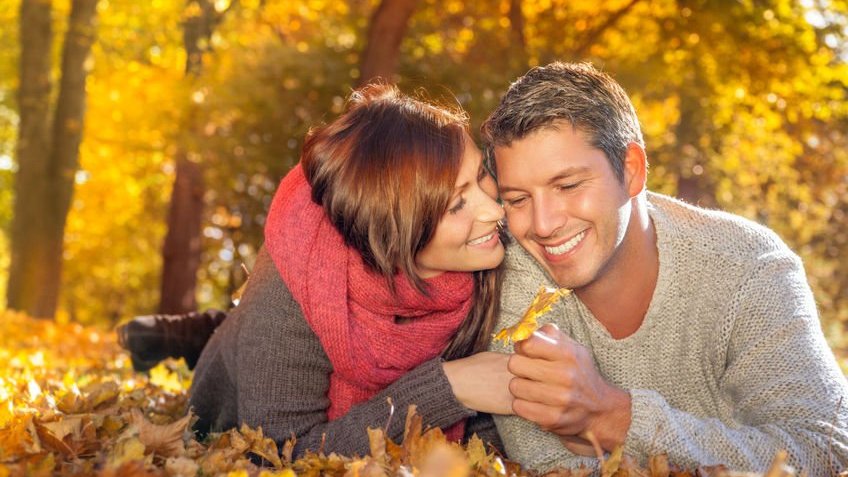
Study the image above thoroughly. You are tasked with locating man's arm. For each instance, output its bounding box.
[510,251,848,474]
[509,325,631,455]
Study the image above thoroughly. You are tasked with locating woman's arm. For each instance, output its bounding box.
[233,248,485,457]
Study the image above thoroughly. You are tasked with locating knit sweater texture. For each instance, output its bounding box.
[189,247,501,458]
[489,192,848,475]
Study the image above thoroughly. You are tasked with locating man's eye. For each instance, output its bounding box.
[557,182,580,191]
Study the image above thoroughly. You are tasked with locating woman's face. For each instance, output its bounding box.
[415,137,505,278]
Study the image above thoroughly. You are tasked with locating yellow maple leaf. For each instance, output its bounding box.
[493,286,571,345]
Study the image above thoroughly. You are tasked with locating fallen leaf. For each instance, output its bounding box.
[164,456,199,477]
[464,434,487,468]
[648,454,670,477]
[108,437,147,468]
[368,427,388,464]
[130,408,191,458]
[240,423,283,469]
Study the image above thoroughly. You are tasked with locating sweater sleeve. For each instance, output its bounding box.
[234,248,477,458]
[623,251,848,474]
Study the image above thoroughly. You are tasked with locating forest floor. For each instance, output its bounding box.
[0,311,816,476]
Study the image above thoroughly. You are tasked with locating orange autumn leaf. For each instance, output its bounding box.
[493,286,571,345]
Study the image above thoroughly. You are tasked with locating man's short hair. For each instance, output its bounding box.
[481,62,644,182]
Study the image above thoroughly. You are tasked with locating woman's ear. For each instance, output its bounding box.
[623,142,648,198]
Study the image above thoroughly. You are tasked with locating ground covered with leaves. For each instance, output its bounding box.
[0,311,800,477]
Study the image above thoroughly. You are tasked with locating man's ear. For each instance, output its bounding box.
[623,142,647,198]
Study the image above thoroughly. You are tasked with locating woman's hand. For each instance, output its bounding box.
[443,351,515,415]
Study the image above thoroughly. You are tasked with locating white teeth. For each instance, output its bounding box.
[544,230,586,255]
[468,231,495,246]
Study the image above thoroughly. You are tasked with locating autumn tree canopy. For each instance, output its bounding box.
[0,0,846,353]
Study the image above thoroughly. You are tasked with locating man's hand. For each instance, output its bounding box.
[443,351,515,415]
[509,324,632,455]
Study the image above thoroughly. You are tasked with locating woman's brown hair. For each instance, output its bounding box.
[300,83,502,359]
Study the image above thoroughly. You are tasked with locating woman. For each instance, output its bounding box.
[182,84,513,457]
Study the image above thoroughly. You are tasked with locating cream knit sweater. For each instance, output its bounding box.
[490,192,848,475]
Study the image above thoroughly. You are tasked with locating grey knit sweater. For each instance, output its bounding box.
[189,247,501,457]
[490,192,848,475]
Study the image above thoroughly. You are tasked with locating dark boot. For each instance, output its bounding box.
[116,309,228,372]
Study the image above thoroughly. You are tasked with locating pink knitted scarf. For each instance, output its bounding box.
[264,164,472,440]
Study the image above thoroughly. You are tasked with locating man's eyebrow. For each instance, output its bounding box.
[498,166,591,193]
[546,166,591,184]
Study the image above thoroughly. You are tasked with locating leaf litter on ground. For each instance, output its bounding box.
[0,311,817,476]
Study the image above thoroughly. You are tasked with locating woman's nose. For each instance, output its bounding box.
[477,193,505,223]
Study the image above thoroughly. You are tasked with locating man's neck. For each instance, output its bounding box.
[575,195,658,339]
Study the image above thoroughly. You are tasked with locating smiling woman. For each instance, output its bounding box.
[121,83,516,458]
[415,135,505,279]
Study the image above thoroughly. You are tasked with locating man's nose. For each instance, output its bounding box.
[532,195,566,239]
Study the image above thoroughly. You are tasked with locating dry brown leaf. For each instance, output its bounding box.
[98,460,163,477]
[240,423,284,469]
[368,427,388,464]
[464,434,487,468]
[164,456,199,477]
[34,421,76,457]
[39,416,82,442]
[281,434,296,465]
[130,408,191,458]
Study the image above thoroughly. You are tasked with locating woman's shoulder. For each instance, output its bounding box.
[231,246,318,347]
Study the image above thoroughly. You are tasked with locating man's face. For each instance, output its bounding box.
[494,124,635,290]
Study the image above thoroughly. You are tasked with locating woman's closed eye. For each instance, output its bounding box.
[448,196,466,214]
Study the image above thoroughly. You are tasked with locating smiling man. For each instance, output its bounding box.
[483,62,848,474]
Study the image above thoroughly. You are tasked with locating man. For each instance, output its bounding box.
[481,61,848,474]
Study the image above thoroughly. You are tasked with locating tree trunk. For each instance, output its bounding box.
[508,0,526,49]
[673,84,716,207]
[7,0,98,318]
[159,155,204,313]
[8,0,53,317]
[157,0,234,313]
[357,0,418,87]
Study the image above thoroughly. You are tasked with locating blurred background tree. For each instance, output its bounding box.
[1,0,846,352]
